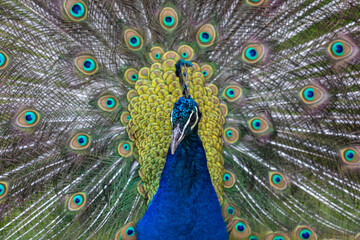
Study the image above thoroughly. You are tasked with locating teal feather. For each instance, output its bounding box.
[0,0,360,239]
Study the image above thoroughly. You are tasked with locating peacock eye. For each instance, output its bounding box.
[126,226,135,236]
[74,56,98,75]
[0,182,9,200]
[63,0,88,21]
[300,85,326,105]
[124,29,143,51]
[249,117,269,134]
[178,45,194,61]
[299,229,311,239]
[273,237,285,240]
[124,68,139,84]
[341,147,360,165]
[67,192,86,211]
[223,171,235,188]
[235,222,246,232]
[14,109,40,128]
[269,172,288,191]
[223,127,239,144]
[160,7,178,31]
[294,226,316,240]
[115,222,137,240]
[229,218,251,239]
[0,51,9,70]
[242,44,265,64]
[150,46,164,62]
[223,85,242,102]
[196,24,216,47]
[69,133,91,150]
[328,39,354,60]
[118,142,133,157]
[250,236,259,240]
[98,95,118,112]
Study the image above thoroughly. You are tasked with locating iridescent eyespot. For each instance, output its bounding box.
[223,127,239,144]
[300,85,326,106]
[246,0,266,6]
[74,56,98,75]
[69,133,91,150]
[0,182,9,200]
[120,112,131,125]
[196,24,216,47]
[0,51,9,70]
[222,200,239,221]
[98,95,118,112]
[328,39,355,61]
[249,236,260,240]
[229,218,251,239]
[14,109,40,128]
[63,0,88,21]
[139,67,150,79]
[341,147,360,165]
[265,233,290,240]
[124,69,139,84]
[248,117,270,134]
[293,226,317,240]
[219,103,228,117]
[223,85,242,102]
[177,45,194,61]
[163,51,180,61]
[223,171,235,188]
[127,90,137,101]
[67,192,86,211]
[150,47,164,62]
[242,44,265,64]
[200,65,213,80]
[118,142,133,157]
[269,172,288,191]
[159,7,178,31]
[124,29,143,51]
[115,222,137,240]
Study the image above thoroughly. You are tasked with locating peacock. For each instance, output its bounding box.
[0,0,360,239]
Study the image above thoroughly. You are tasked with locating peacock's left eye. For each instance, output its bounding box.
[341,147,360,165]
[328,39,354,60]
[0,182,9,200]
[98,95,118,112]
[242,44,265,64]
[63,0,88,21]
[0,51,9,70]
[69,133,91,150]
[115,222,137,240]
[196,24,216,47]
[74,56,98,75]
[14,109,40,128]
[160,7,178,31]
[67,192,86,211]
[124,29,143,51]
[269,172,288,191]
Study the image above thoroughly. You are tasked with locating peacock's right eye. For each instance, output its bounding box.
[0,51,9,70]
[14,109,40,128]
[242,44,265,64]
[67,192,86,211]
[124,29,143,51]
[63,0,88,21]
[70,133,91,150]
[74,56,98,75]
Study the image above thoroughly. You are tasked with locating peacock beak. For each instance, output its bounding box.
[170,124,184,155]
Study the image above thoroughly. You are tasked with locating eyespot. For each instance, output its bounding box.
[163,51,180,61]
[196,24,216,47]
[300,85,326,106]
[223,171,235,188]
[0,182,9,200]
[69,133,91,150]
[127,90,137,101]
[242,44,265,64]
[74,56,99,75]
[150,47,164,62]
[229,218,251,239]
[0,51,9,70]
[341,147,360,165]
[265,233,290,240]
[223,127,239,144]
[246,0,266,6]
[67,192,86,211]
[139,67,150,79]
[221,200,239,221]
[118,142,133,157]
[248,117,270,134]
[249,236,260,240]
[200,65,213,80]
[115,222,137,240]
[124,69,139,84]
[178,45,194,61]
[269,172,288,191]
[223,85,242,102]
[124,29,143,51]
[121,112,131,125]
[328,39,355,60]
[294,226,316,240]
[159,7,178,31]
[98,95,118,112]
[219,104,228,117]
[14,109,40,128]
[63,0,88,21]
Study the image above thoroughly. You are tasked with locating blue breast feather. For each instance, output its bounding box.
[136,132,228,240]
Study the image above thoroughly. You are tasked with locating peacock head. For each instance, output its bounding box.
[170,96,202,154]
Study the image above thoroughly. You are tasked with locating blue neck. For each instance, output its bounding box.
[136,130,228,240]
